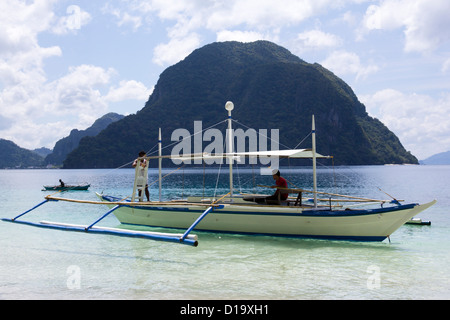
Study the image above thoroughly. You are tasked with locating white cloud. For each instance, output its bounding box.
[0,1,153,150]
[362,0,450,53]
[0,62,153,149]
[118,12,143,31]
[206,0,316,31]
[442,58,450,74]
[110,0,359,66]
[296,30,343,51]
[360,89,450,159]
[338,10,359,27]
[105,80,153,102]
[0,0,56,49]
[1,0,449,157]
[0,64,116,149]
[57,65,114,89]
[153,33,201,66]
[51,65,114,114]
[0,0,62,148]
[321,50,379,81]
[103,4,142,32]
[0,0,61,71]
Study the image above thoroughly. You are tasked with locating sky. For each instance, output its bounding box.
[0,0,449,160]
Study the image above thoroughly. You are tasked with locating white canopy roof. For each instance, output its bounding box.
[233,149,330,159]
[168,149,331,161]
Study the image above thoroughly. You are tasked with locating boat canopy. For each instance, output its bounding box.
[166,149,331,162]
[233,149,331,159]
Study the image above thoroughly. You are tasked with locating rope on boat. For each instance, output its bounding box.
[146,164,185,188]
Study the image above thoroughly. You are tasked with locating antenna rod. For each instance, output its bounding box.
[312,115,317,208]
[158,128,162,202]
[225,101,234,198]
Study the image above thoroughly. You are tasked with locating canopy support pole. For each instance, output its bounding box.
[158,128,162,202]
[312,115,318,208]
[226,102,235,199]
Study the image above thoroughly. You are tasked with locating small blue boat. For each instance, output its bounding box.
[42,184,90,191]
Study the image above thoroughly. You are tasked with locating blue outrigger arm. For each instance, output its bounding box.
[85,204,121,231]
[1,196,210,247]
[10,198,57,221]
[181,206,214,242]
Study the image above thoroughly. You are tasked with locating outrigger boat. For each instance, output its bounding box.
[2,102,436,246]
[42,184,90,191]
[95,101,435,242]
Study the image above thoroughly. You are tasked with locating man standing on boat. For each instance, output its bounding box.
[132,151,150,202]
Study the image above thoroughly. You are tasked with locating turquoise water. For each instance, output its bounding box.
[1,165,449,300]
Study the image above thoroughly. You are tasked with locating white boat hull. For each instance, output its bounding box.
[98,194,436,241]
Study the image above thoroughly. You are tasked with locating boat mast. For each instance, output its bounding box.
[312,115,317,208]
[225,101,234,198]
[158,128,162,202]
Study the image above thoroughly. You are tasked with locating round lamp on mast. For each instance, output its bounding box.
[225,101,234,112]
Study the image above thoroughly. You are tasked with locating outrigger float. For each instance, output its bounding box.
[2,102,436,246]
[1,196,204,246]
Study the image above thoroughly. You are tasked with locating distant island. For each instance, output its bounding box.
[0,139,45,169]
[2,41,424,169]
[420,151,450,165]
[0,113,123,169]
[44,112,124,167]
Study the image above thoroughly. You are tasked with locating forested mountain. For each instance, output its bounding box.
[45,112,124,166]
[63,41,417,168]
[33,147,52,158]
[0,113,123,168]
[0,139,44,168]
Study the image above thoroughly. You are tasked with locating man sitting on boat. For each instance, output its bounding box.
[59,179,65,187]
[248,170,289,205]
[266,170,289,204]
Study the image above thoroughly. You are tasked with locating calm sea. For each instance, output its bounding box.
[1,165,449,300]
